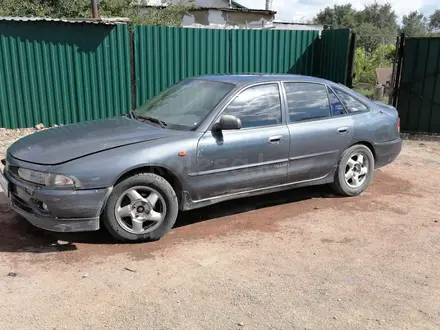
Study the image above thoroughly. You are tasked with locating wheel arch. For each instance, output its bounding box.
[348,141,376,161]
[113,165,184,206]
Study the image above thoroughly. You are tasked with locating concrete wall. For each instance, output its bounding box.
[146,0,238,7]
[183,9,274,29]
[272,22,324,31]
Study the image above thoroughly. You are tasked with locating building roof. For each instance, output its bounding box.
[231,1,248,9]
[0,16,130,25]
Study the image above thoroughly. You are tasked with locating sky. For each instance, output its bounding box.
[237,0,438,23]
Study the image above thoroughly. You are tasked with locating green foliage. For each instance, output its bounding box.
[356,3,397,31]
[0,0,194,26]
[354,45,395,85]
[355,22,381,52]
[314,4,356,28]
[315,2,398,51]
[401,11,428,37]
[131,3,196,26]
[429,9,440,31]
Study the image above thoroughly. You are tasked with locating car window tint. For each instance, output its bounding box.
[222,84,282,128]
[284,83,330,122]
[334,89,368,113]
[327,87,346,116]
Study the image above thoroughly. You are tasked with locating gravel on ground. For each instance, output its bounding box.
[0,130,439,330]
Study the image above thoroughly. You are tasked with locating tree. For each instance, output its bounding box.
[314,2,399,51]
[356,3,397,31]
[401,11,427,37]
[354,44,395,85]
[314,4,356,29]
[0,0,194,26]
[355,22,382,52]
[429,9,440,31]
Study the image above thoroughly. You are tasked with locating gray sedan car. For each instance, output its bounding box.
[0,75,402,242]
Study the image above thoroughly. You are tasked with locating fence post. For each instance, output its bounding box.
[345,32,356,88]
[392,33,405,108]
[130,25,137,110]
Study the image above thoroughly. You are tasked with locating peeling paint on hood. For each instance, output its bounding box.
[8,116,170,165]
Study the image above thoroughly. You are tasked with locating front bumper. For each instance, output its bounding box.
[374,137,403,168]
[1,164,110,233]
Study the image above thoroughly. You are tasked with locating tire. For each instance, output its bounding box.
[330,144,375,197]
[102,173,178,242]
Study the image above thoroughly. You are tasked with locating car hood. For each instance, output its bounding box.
[8,116,171,165]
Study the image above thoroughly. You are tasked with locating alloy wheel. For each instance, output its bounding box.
[114,186,167,234]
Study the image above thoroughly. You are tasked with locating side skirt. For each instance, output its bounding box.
[181,169,336,211]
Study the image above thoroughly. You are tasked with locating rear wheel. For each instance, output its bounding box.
[102,173,178,242]
[331,144,374,196]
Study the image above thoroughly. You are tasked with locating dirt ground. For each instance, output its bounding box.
[0,132,439,330]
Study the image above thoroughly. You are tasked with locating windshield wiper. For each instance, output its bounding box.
[132,112,167,129]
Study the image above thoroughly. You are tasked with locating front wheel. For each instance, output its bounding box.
[102,173,179,242]
[330,144,375,196]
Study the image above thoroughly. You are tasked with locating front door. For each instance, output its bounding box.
[194,83,290,200]
[282,82,354,183]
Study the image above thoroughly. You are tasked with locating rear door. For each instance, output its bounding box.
[283,82,354,183]
[194,83,290,200]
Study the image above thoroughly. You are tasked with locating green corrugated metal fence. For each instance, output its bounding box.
[396,37,440,134]
[0,21,132,129]
[134,26,231,107]
[134,26,325,106]
[134,26,352,106]
[0,21,352,128]
[319,29,351,84]
[230,29,319,75]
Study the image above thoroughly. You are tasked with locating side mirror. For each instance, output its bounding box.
[214,115,242,131]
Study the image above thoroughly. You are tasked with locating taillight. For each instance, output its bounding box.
[397,119,400,133]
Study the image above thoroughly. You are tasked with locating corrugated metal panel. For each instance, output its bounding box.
[134,26,230,107]
[230,29,319,75]
[0,20,131,128]
[319,29,351,84]
[397,37,440,133]
[134,26,320,106]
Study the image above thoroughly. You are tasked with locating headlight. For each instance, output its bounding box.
[17,168,77,187]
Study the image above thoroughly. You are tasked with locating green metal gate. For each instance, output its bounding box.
[395,37,440,134]
[319,29,352,85]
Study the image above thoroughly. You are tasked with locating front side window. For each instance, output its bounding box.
[221,84,282,128]
[284,83,330,122]
[135,79,235,130]
[333,88,369,113]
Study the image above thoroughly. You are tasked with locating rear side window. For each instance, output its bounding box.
[284,83,330,122]
[333,88,369,113]
[327,87,346,116]
[222,84,282,128]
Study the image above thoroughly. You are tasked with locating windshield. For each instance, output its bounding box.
[134,79,235,130]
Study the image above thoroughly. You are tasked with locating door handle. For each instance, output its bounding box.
[337,127,350,135]
[269,135,283,144]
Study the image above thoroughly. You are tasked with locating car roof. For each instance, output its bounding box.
[193,74,336,86]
